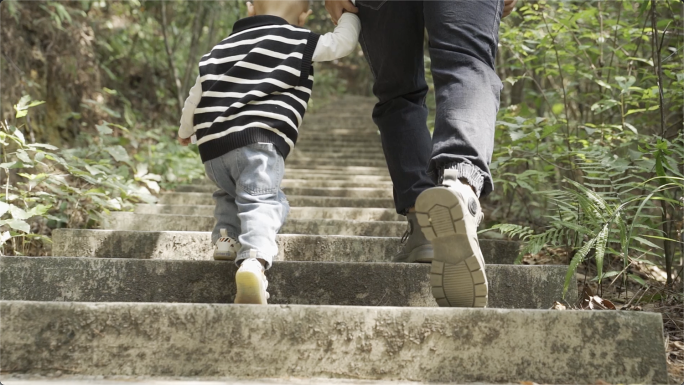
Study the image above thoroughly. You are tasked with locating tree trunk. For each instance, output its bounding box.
[160,0,184,114]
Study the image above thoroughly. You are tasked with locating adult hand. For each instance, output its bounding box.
[178,136,191,146]
[324,0,359,25]
[502,0,517,18]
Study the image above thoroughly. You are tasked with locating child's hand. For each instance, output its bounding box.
[325,0,358,25]
[178,136,192,146]
[503,0,517,18]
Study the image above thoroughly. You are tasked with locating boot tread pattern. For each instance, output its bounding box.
[415,187,488,308]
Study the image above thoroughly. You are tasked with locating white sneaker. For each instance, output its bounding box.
[214,229,241,261]
[415,178,488,308]
[234,256,269,305]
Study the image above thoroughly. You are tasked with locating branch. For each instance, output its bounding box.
[160,0,184,114]
[650,0,666,138]
[541,11,572,152]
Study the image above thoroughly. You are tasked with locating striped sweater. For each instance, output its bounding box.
[179,14,361,163]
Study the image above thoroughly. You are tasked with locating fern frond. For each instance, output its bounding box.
[563,236,597,298]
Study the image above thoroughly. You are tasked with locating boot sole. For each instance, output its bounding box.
[415,187,488,308]
[235,270,268,305]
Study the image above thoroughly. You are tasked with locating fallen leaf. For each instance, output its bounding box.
[551,301,566,310]
[580,288,617,310]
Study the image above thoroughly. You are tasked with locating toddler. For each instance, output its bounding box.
[178,0,360,304]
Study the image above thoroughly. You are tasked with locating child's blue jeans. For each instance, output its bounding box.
[203,142,289,269]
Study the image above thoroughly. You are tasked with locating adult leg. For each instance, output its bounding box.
[415,0,504,308]
[356,0,434,215]
[425,0,503,197]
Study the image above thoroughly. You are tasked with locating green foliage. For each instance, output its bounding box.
[479,0,684,292]
[0,95,204,256]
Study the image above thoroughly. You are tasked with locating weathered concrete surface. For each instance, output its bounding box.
[159,193,394,207]
[289,147,386,155]
[135,205,404,221]
[0,376,500,385]
[282,173,391,181]
[177,180,394,193]
[103,213,405,236]
[287,159,388,168]
[288,151,386,160]
[177,186,393,198]
[1,257,575,309]
[0,301,667,383]
[285,165,390,175]
[52,230,519,264]
[281,187,393,199]
[296,133,380,142]
[282,179,392,187]
[189,174,392,185]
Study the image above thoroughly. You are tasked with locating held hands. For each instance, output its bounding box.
[323,0,516,22]
[503,0,518,18]
[324,0,359,25]
[178,135,192,146]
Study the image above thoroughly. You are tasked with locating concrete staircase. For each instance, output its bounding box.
[0,96,668,384]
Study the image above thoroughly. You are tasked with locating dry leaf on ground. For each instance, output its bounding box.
[580,287,617,310]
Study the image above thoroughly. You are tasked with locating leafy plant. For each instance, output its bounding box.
[0,97,163,256]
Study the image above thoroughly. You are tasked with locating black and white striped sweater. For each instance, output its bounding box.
[193,15,319,162]
[179,13,361,162]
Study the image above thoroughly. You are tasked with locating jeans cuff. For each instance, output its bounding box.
[236,250,274,270]
[441,162,485,198]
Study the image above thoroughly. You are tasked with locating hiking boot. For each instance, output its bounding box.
[414,174,487,308]
[213,229,241,261]
[393,212,433,263]
[234,256,269,305]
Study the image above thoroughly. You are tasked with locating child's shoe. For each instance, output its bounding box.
[214,229,241,260]
[234,257,269,305]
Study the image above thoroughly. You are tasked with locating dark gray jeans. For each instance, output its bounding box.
[357,0,503,214]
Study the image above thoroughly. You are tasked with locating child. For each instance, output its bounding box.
[178,0,360,304]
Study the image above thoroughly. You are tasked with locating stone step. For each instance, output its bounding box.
[288,151,386,160]
[175,186,393,198]
[293,142,382,149]
[294,141,381,148]
[299,126,378,135]
[286,187,392,198]
[159,193,395,207]
[290,150,385,158]
[282,173,391,181]
[0,301,666,383]
[296,132,379,140]
[103,213,405,236]
[0,378,482,385]
[135,205,403,221]
[285,166,387,174]
[285,165,389,175]
[286,159,388,168]
[52,229,520,264]
[194,174,392,184]
[296,140,380,147]
[0,256,576,309]
[285,169,388,178]
[283,179,392,187]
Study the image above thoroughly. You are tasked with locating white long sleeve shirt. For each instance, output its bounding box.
[178,13,361,140]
